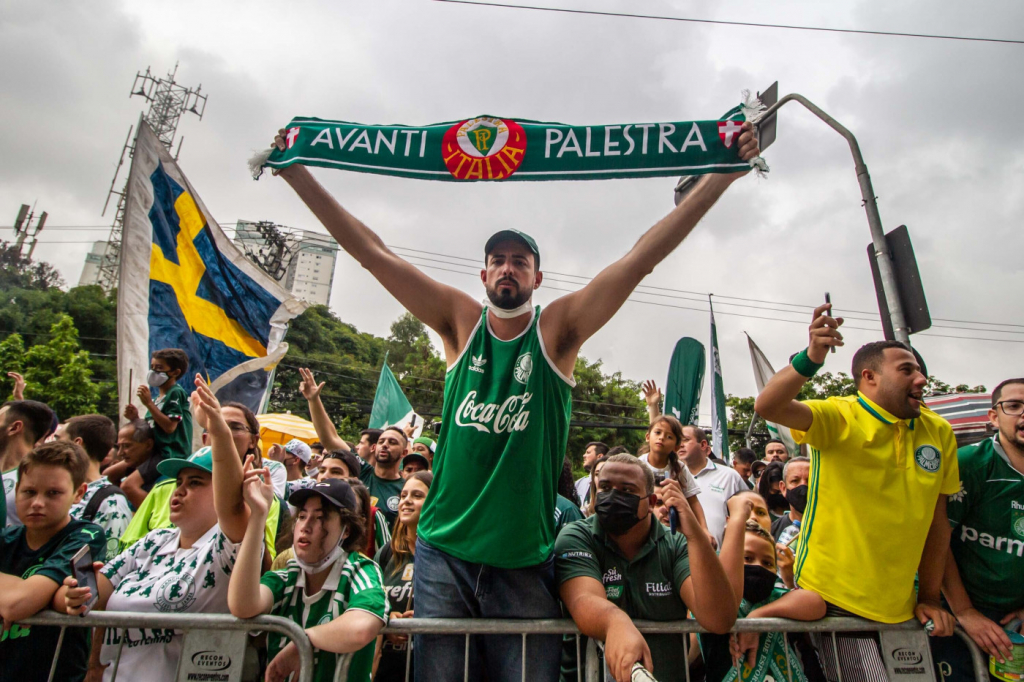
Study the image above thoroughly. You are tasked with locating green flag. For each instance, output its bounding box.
[665,337,705,426]
[709,298,730,460]
[369,356,422,433]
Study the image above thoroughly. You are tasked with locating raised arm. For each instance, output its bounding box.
[642,380,662,424]
[298,368,347,451]
[754,304,844,432]
[192,376,249,543]
[228,468,275,619]
[665,480,736,634]
[719,496,754,611]
[542,125,760,366]
[274,134,481,356]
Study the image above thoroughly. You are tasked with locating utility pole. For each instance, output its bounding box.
[12,203,48,259]
[96,64,207,293]
[235,221,299,282]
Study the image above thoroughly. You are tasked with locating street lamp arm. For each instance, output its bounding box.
[754,94,911,346]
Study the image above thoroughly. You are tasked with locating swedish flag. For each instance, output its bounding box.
[118,121,306,420]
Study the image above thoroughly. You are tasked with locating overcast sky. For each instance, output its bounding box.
[2,0,1022,420]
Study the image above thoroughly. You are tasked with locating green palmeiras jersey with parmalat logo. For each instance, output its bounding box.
[947,435,1024,618]
[418,306,574,568]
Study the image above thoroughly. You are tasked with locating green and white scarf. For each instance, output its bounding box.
[250,97,767,182]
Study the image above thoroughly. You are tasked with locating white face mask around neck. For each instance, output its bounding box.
[487,298,533,319]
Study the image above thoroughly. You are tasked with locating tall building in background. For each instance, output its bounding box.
[233,221,339,307]
[78,241,109,287]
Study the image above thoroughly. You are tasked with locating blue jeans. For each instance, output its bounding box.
[413,538,561,682]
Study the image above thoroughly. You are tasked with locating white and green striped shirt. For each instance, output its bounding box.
[261,552,388,682]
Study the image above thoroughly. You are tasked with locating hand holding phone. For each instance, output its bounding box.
[69,545,100,615]
[825,293,836,353]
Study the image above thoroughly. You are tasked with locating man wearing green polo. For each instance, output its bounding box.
[555,454,736,682]
[270,122,760,682]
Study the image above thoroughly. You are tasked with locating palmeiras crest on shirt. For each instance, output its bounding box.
[914,445,941,473]
[1012,506,1024,540]
[513,352,533,385]
[442,117,527,180]
[155,571,198,612]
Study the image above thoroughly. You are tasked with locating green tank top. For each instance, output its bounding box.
[418,306,574,568]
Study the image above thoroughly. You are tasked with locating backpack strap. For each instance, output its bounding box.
[84,484,124,521]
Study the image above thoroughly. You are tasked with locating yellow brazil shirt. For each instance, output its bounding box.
[789,392,959,622]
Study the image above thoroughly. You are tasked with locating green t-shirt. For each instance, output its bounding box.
[147,383,193,460]
[947,435,1024,618]
[555,494,584,536]
[420,306,574,568]
[261,553,389,682]
[0,518,108,682]
[555,515,691,682]
[119,478,281,559]
[0,478,5,527]
[359,461,404,528]
[700,587,808,682]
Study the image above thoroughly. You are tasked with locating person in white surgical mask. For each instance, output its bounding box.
[228,476,388,682]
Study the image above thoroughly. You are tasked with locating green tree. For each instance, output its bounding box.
[21,315,100,416]
[0,333,25,399]
[0,242,64,291]
[567,357,648,471]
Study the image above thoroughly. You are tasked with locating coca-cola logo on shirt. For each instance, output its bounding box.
[454,391,532,434]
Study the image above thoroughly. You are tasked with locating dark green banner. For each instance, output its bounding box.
[253,103,764,182]
[665,337,706,426]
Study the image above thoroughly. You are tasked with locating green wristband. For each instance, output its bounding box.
[792,349,824,378]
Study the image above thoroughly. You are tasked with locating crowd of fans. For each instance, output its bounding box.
[0,123,1020,682]
[0,329,1021,682]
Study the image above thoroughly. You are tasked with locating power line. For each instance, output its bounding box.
[395,255,1024,343]
[388,245,1024,333]
[431,0,1024,45]
[9,224,1019,333]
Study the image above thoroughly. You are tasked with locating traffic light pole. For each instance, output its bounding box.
[755,94,911,347]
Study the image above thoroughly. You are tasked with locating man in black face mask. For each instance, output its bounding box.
[771,456,810,543]
[554,453,736,682]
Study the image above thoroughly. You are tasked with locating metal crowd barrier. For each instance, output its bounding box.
[382,617,991,682]
[22,611,315,682]
[22,612,988,682]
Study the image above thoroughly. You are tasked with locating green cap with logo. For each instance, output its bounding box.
[484,229,540,268]
[157,446,214,478]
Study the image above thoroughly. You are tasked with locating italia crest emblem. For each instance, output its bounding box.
[914,445,941,473]
[442,117,527,180]
[718,120,742,149]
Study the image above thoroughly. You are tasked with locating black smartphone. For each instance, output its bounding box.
[825,292,835,353]
[70,545,99,614]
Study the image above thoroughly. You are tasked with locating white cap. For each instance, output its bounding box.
[283,439,312,464]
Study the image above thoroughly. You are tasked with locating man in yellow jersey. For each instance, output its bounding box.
[755,304,958,677]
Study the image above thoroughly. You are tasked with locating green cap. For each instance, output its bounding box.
[157,446,214,479]
[484,229,540,267]
[413,436,436,453]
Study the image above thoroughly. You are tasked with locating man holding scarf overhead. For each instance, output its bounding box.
[266,117,760,682]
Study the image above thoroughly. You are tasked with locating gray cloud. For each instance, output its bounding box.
[2,0,1021,421]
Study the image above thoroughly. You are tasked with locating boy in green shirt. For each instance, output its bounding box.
[124,348,193,460]
[0,440,107,682]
